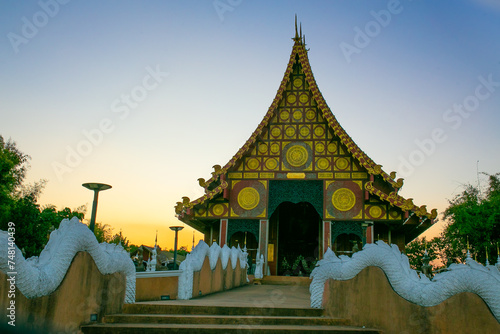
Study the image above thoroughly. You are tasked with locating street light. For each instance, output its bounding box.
[169,226,184,270]
[82,183,112,232]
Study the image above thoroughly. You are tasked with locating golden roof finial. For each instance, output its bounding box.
[293,14,301,43]
[295,15,298,39]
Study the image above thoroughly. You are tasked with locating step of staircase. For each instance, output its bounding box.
[122,304,322,316]
[104,314,348,326]
[82,323,381,333]
[81,304,381,333]
[260,276,311,286]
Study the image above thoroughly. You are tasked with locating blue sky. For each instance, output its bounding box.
[1,0,499,248]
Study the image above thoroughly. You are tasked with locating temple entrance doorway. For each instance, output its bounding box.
[268,201,321,276]
[333,233,362,257]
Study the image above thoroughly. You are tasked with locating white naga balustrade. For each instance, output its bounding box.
[254,251,265,279]
[0,217,136,303]
[177,240,247,300]
[310,240,500,323]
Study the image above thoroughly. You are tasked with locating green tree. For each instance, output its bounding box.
[0,135,88,257]
[92,222,114,243]
[0,136,50,257]
[8,193,86,257]
[405,236,441,270]
[1,135,135,258]
[441,173,500,265]
[39,205,86,230]
[128,244,140,256]
[406,173,500,269]
[168,246,189,256]
[177,246,189,256]
[110,232,131,251]
[0,136,30,225]
[8,187,48,257]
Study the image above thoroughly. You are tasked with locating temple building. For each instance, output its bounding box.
[175,21,437,276]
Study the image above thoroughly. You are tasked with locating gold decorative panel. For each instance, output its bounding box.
[246,157,260,170]
[293,109,303,121]
[271,125,282,138]
[299,125,311,138]
[306,108,316,120]
[238,187,260,210]
[352,172,368,179]
[327,142,338,154]
[334,157,350,171]
[316,157,330,170]
[280,109,290,122]
[293,78,303,88]
[286,145,309,167]
[258,143,268,155]
[270,142,280,155]
[264,158,278,170]
[332,188,356,211]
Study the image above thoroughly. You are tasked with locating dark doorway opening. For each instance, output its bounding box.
[269,201,321,276]
[333,233,362,256]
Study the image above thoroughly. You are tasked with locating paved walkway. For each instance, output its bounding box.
[136,284,312,309]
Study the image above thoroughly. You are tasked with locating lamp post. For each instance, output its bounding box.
[169,226,184,270]
[82,183,112,232]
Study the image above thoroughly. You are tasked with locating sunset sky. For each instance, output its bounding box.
[1,0,499,250]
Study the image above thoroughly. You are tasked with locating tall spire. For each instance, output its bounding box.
[293,14,301,43]
[295,14,298,39]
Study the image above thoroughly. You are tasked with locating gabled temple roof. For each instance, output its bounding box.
[176,21,437,227]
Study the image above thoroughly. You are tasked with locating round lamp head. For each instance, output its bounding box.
[82,183,112,191]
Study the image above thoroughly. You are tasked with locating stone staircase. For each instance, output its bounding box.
[82,277,381,333]
[81,303,381,333]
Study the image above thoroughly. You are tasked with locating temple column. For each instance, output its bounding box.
[362,221,373,245]
[259,219,269,272]
[219,219,228,247]
[322,220,331,257]
[209,225,213,246]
